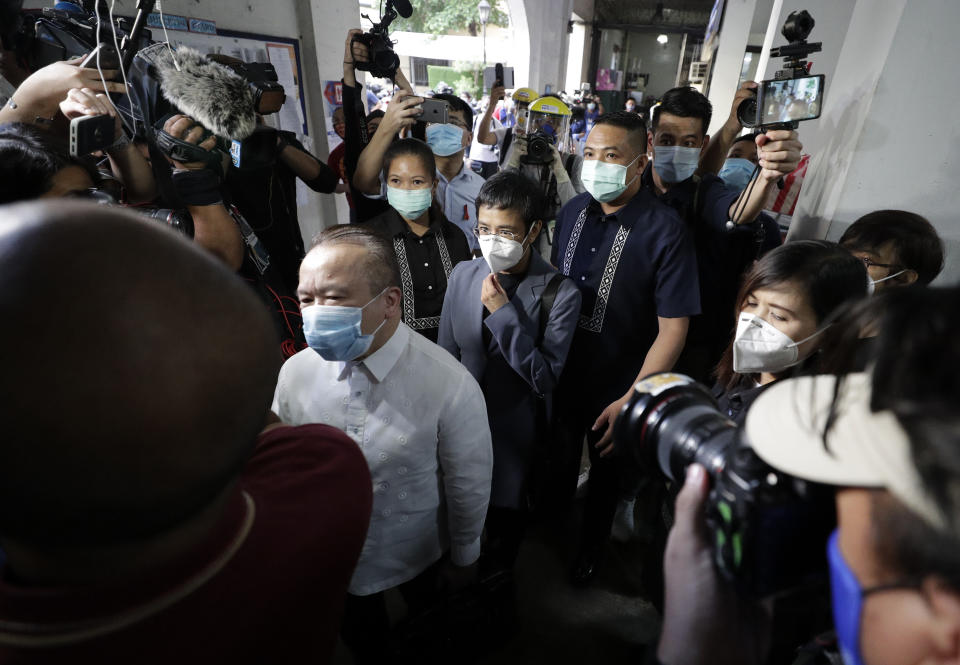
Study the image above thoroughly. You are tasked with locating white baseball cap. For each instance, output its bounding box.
[745,372,945,530]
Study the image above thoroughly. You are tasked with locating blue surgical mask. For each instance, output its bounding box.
[653,145,701,184]
[580,152,642,203]
[301,289,388,361]
[587,102,596,111]
[718,158,757,192]
[828,530,867,665]
[426,123,465,157]
[387,186,432,220]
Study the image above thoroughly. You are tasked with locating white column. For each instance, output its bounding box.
[789,0,960,284]
[706,0,760,136]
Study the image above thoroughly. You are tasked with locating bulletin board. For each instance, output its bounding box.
[143,16,311,139]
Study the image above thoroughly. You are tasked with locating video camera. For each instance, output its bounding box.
[352,0,412,80]
[737,10,824,130]
[614,373,836,598]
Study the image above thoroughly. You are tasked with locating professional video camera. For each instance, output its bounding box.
[614,373,835,598]
[353,0,412,80]
[737,10,824,130]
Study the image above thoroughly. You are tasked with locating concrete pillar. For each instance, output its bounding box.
[514,0,573,95]
[705,0,760,137]
[788,0,960,284]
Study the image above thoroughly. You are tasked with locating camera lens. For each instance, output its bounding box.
[615,373,738,482]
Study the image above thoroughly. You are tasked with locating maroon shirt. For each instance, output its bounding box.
[0,425,372,664]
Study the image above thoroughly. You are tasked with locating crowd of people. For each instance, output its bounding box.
[0,15,956,665]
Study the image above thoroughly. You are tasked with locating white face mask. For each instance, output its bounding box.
[732,312,827,374]
[866,269,907,295]
[478,227,532,273]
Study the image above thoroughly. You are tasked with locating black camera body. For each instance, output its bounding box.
[614,373,835,598]
[521,131,556,166]
[353,0,412,80]
[737,10,823,130]
[219,61,286,115]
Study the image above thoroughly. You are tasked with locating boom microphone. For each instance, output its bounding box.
[154,45,256,139]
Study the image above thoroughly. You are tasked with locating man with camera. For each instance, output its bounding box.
[654,286,960,665]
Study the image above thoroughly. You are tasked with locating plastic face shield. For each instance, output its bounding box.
[525,109,572,154]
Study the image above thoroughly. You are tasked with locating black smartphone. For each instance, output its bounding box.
[70,114,116,156]
[419,98,449,125]
[495,62,504,87]
[756,74,824,126]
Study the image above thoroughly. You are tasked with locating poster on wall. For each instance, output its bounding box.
[323,80,344,153]
[596,69,623,91]
[701,0,726,63]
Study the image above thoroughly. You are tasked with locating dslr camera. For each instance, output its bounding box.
[352,0,413,80]
[521,131,556,166]
[614,373,835,598]
[737,10,824,130]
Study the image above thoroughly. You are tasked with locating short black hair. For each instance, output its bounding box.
[839,210,944,285]
[732,132,761,146]
[0,123,97,204]
[475,171,545,231]
[592,110,647,154]
[366,109,385,123]
[652,86,713,136]
[431,93,473,130]
[310,224,401,296]
[382,137,437,182]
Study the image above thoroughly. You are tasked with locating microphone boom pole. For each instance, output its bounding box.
[120,0,156,76]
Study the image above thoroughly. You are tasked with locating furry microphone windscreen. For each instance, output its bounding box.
[155,46,256,140]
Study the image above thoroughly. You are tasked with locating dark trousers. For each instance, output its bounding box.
[482,506,528,573]
[340,560,442,664]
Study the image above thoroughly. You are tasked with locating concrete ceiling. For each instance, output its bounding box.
[594,0,715,29]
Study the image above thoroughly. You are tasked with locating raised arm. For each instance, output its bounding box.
[726,129,802,225]
[477,84,505,146]
[699,81,757,176]
[277,133,338,193]
[353,89,422,194]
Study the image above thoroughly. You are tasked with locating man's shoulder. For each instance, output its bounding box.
[558,192,594,221]
[449,256,486,282]
[403,326,478,385]
[278,347,333,386]
[455,167,486,193]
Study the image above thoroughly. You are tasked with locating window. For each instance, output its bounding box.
[411,57,452,87]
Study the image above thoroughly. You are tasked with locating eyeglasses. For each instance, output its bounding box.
[857,255,901,271]
[472,225,524,242]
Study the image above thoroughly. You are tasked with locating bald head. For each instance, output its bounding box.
[0,201,280,547]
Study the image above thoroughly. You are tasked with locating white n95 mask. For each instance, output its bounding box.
[732,312,826,374]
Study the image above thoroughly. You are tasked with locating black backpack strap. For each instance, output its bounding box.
[537,273,565,345]
[564,153,577,178]
[499,129,514,166]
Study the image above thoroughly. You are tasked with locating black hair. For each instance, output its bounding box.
[475,171,545,231]
[715,240,868,389]
[431,93,474,130]
[382,137,437,182]
[732,132,761,146]
[593,110,647,153]
[366,109,385,122]
[839,210,944,285]
[0,123,97,204]
[652,86,713,136]
[310,224,401,296]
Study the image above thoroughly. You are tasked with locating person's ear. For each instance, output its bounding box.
[700,134,711,156]
[464,130,473,148]
[384,286,403,318]
[921,577,960,663]
[901,269,920,286]
[647,130,654,154]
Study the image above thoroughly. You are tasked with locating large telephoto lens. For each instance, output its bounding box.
[614,373,739,482]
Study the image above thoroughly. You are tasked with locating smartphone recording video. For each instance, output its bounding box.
[758,74,824,125]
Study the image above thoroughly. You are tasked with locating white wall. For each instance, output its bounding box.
[789,0,960,285]
[705,0,758,136]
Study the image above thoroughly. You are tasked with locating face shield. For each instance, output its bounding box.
[525,107,572,154]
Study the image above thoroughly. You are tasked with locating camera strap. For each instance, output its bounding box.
[153,113,225,178]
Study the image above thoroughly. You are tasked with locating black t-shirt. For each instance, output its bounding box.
[362,205,472,342]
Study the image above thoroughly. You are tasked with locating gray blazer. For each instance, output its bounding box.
[438,252,581,508]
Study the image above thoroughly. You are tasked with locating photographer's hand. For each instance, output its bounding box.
[756,129,802,181]
[58,86,121,140]
[657,465,771,665]
[353,90,422,194]
[0,58,126,126]
[343,28,366,87]
[162,114,220,171]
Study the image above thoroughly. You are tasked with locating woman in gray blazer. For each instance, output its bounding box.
[438,171,581,571]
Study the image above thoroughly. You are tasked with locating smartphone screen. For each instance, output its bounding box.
[758,74,824,125]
